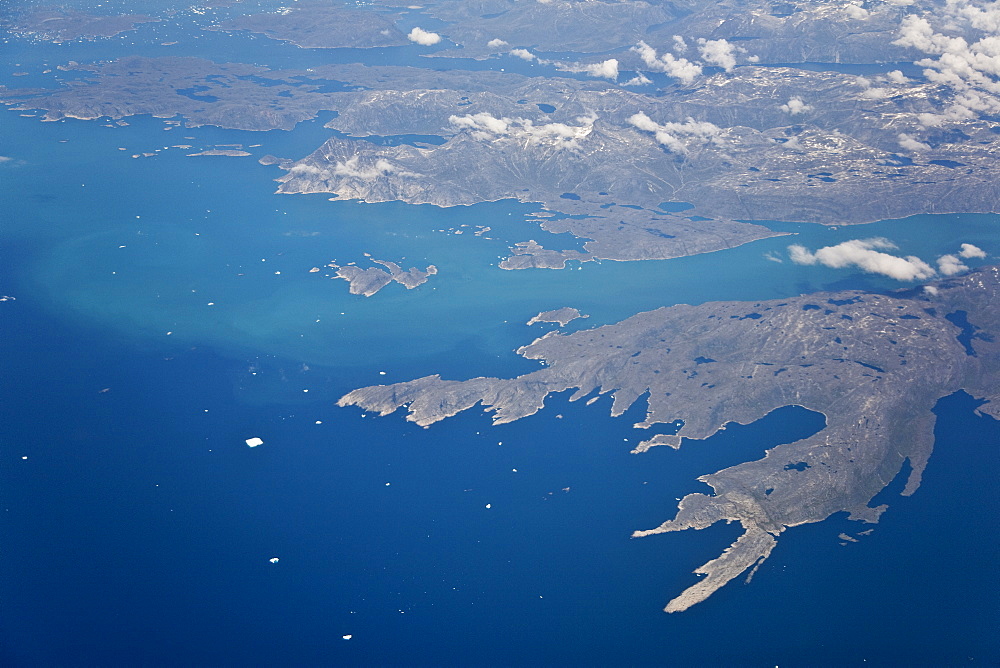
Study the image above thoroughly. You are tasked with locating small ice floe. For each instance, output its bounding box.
[269,557,279,563]
[315,421,323,425]
[342,635,352,640]
[21,456,28,460]
[379,371,386,375]
[485,503,492,509]
[245,437,264,447]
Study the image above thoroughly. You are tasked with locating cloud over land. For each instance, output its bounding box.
[407,27,441,46]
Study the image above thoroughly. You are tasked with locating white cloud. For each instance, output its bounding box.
[407,27,441,46]
[627,111,660,133]
[780,96,813,115]
[781,136,803,150]
[285,156,416,181]
[923,285,940,296]
[959,242,987,258]
[917,112,946,127]
[787,244,817,265]
[632,41,661,66]
[628,111,723,154]
[892,9,1000,124]
[861,87,890,99]
[672,35,688,53]
[845,4,869,19]
[622,74,652,86]
[449,112,597,149]
[509,49,617,80]
[788,238,938,281]
[556,58,619,80]
[886,69,909,84]
[658,53,703,83]
[581,58,619,80]
[898,132,931,151]
[942,0,1000,33]
[288,163,324,175]
[936,253,969,275]
[697,38,738,72]
[487,38,508,48]
[632,41,702,84]
[451,112,509,136]
[332,156,411,180]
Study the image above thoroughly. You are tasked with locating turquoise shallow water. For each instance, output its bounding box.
[5,108,997,373]
[2,10,999,665]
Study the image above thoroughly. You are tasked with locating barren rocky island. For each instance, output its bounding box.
[341,267,1000,611]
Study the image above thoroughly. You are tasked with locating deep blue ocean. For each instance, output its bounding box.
[1,5,998,665]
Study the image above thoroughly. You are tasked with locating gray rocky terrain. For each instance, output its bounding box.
[4,8,160,42]
[6,2,1000,266]
[339,266,1000,611]
[206,5,409,49]
[328,259,437,297]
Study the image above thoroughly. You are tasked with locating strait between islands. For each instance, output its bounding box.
[10,55,1000,269]
[338,266,1000,612]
